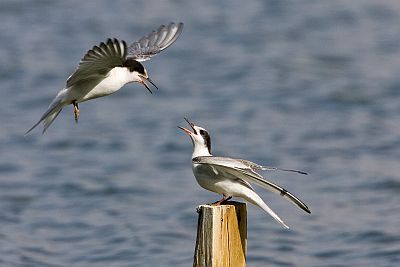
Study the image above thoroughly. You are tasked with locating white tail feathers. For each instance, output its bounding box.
[25,91,68,135]
[25,104,64,135]
[242,190,290,229]
[42,107,63,133]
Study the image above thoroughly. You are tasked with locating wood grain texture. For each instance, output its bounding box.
[193,201,247,267]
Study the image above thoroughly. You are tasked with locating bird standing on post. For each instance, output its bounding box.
[179,118,311,229]
[26,22,184,134]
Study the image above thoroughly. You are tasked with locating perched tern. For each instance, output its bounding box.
[179,118,311,229]
[26,22,184,134]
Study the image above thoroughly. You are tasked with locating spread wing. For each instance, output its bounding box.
[127,22,184,62]
[66,38,127,88]
[193,156,311,214]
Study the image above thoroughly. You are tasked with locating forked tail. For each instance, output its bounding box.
[25,102,64,135]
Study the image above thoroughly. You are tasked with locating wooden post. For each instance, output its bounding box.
[193,201,247,267]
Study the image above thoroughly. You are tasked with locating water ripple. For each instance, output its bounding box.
[1,0,400,266]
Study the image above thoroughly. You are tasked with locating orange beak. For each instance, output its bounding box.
[178,118,196,135]
[140,77,158,94]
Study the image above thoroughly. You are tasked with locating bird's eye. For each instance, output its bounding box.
[199,130,206,135]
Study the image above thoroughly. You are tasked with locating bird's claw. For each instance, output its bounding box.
[73,101,79,124]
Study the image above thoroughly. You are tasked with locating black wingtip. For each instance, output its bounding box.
[298,200,311,214]
[284,169,308,175]
[305,209,311,214]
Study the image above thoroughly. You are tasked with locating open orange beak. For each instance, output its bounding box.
[178,118,196,135]
[140,77,158,94]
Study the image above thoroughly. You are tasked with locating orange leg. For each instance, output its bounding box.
[73,101,79,123]
[211,196,232,206]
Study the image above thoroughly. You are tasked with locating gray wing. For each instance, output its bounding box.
[232,167,311,214]
[193,156,263,170]
[66,38,127,88]
[127,22,184,62]
[193,156,311,214]
[197,162,254,191]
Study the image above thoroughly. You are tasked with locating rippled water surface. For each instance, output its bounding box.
[1,0,400,266]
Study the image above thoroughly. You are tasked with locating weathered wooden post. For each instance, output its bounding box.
[193,201,247,267]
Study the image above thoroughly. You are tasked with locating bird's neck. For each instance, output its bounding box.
[192,145,212,159]
[110,67,141,84]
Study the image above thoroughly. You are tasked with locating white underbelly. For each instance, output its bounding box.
[67,67,136,103]
[80,78,125,101]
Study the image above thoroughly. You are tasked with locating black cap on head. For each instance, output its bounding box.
[123,59,146,76]
[199,128,211,153]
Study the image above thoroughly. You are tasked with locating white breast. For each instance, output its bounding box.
[78,67,140,102]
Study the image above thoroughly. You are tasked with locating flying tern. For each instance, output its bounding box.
[26,22,184,134]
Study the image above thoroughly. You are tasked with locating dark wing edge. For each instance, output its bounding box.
[66,38,127,87]
[234,167,311,214]
[194,157,311,214]
[127,22,184,61]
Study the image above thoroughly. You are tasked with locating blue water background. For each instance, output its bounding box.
[1,0,399,266]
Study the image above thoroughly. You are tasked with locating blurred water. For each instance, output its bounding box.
[1,0,400,266]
